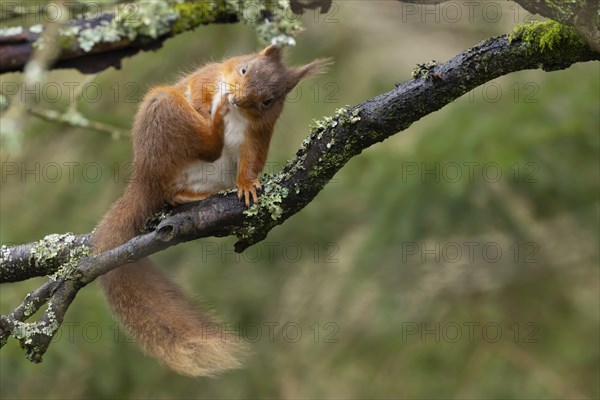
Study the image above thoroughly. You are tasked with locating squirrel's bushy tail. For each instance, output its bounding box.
[99,258,246,376]
[93,186,245,377]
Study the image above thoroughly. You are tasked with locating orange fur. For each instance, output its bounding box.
[93,45,331,376]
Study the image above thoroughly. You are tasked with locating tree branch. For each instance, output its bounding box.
[1,233,90,283]
[0,0,299,74]
[397,0,599,52]
[1,30,598,363]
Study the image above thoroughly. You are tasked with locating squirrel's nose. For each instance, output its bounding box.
[228,95,239,107]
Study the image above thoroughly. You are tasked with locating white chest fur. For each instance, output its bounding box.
[172,81,248,194]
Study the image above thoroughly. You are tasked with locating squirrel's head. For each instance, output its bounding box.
[223,45,332,119]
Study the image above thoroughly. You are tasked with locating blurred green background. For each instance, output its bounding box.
[1,1,599,399]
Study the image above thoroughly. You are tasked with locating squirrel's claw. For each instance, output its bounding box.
[237,179,261,207]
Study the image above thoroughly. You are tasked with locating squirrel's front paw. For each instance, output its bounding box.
[237,178,262,207]
[215,96,230,116]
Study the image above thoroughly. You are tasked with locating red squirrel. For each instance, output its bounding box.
[92,45,330,376]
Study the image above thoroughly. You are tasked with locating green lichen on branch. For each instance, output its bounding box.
[308,106,362,140]
[29,233,89,280]
[141,208,172,233]
[235,175,288,243]
[412,60,438,80]
[171,1,222,33]
[29,234,74,267]
[49,246,88,281]
[509,20,587,52]
[334,106,362,126]
[243,179,289,221]
[189,0,302,46]
[309,106,362,156]
[169,0,305,46]
[303,106,362,183]
[0,26,23,36]
[32,1,178,51]
[10,301,60,362]
[235,106,361,247]
[31,0,302,53]
[22,296,39,318]
[0,245,12,266]
[250,0,303,46]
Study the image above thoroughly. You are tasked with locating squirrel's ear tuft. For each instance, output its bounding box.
[286,58,333,92]
[261,44,283,59]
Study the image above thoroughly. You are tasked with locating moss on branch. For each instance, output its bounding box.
[509,20,588,52]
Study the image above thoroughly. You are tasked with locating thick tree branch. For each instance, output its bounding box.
[1,31,598,363]
[0,0,297,74]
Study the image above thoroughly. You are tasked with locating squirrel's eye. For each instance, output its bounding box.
[262,98,273,108]
[240,65,248,76]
